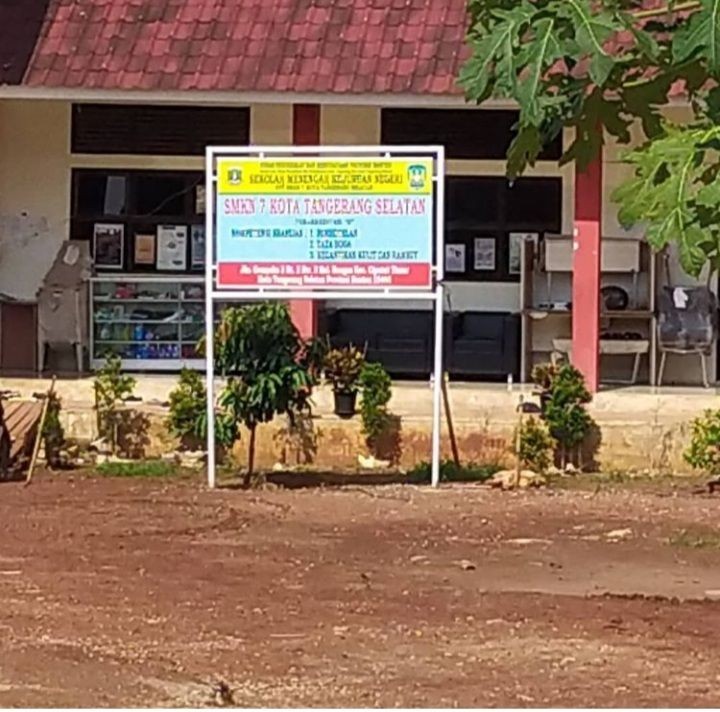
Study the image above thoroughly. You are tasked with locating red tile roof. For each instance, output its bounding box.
[0,0,689,98]
[7,0,470,95]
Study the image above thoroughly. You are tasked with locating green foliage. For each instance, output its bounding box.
[167,369,207,443]
[213,304,319,483]
[461,0,720,276]
[42,392,64,469]
[684,408,720,475]
[530,362,557,392]
[673,0,720,74]
[93,354,136,455]
[613,123,720,277]
[358,362,393,450]
[323,344,366,394]
[517,416,555,473]
[533,361,595,460]
[406,460,501,484]
[462,0,718,175]
[96,459,176,478]
[669,526,720,549]
[166,369,237,451]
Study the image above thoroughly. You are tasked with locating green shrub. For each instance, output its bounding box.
[166,369,241,453]
[517,416,555,473]
[97,459,176,478]
[323,344,366,393]
[533,361,595,467]
[407,460,500,484]
[167,369,207,447]
[93,354,136,454]
[359,362,392,450]
[684,409,720,476]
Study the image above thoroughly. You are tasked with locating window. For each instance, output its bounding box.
[444,176,562,283]
[381,109,563,161]
[71,169,205,273]
[72,104,250,156]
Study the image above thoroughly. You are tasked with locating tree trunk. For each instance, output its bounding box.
[244,424,257,488]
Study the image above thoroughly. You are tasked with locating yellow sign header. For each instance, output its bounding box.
[217,158,434,195]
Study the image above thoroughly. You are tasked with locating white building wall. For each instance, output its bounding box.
[0,98,709,384]
[0,100,70,301]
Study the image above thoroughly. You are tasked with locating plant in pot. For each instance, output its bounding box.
[323,344,366,418]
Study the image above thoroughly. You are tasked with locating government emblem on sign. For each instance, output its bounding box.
[227,168,243,185]
[408,164,428,191]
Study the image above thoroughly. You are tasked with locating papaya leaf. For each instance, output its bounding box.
[507,124,544,179]
[673,0,720,77]
[612,123,720,277]
[516,18,563,124]
[707,85,720,121]
[459,10,525,102]
[551,0,617,84]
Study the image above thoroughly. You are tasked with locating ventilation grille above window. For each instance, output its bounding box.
[381,109,562,161]
[72,104,250,156]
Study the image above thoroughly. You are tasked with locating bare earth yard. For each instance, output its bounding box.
[2,473,720,707]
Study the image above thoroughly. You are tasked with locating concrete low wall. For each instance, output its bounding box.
[3,377,717,473]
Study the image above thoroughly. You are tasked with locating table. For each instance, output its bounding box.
[552,338,650,385]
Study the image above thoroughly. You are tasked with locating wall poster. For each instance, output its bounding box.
[191,225,206,268]
[445,244,466,273]
[473,237,496,271]
[93,223,124,269]
[156,225,188,271]
[133,233,155,265]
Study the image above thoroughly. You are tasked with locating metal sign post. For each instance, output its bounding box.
[205,146,445,489]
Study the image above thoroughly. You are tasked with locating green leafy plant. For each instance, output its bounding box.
[613,123,720,277]
[323,344,366,394]
[167,369,207,447]
[214,303,319,486]
[97,459,176,478]
[42,392,64,469]
[533,361,595,468]
[93,354,136,455]
[684,408,720,475]
[358,362,393,453]
[461,0,720,277]
[517,416,555,474]
[530,363,557,393]
[166,369,238,453]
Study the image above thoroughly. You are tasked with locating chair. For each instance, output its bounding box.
[657,286,717,388]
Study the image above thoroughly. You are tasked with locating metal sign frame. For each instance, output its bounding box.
[205,145,445,489]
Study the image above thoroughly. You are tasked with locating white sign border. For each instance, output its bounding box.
[205,145,446,489]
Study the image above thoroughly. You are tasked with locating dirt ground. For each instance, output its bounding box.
[2,473,720,708]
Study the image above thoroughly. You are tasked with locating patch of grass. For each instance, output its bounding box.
[406,460,501,485]
[96,459,177,478]
[548,471,707,494]
[668,528,720,550]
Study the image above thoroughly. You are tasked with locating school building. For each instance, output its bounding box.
[0,0,711,390]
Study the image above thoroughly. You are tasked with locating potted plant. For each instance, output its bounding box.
[323,344,366,418]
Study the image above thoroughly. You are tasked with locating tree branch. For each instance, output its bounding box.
[632,1,701,21]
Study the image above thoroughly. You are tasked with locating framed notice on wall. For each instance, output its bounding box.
[156,225,188,271]
[473,237,496,271]
[191,225,205,269]
[445,244,466,273]
[134,233,155,266]
[93,223,124,270]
